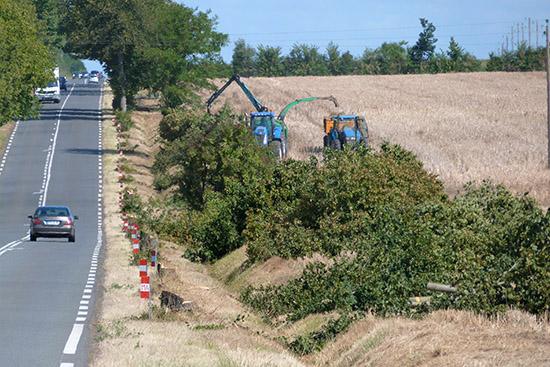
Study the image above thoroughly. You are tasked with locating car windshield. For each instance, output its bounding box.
[35,207,69,217]
[47,82,58,88]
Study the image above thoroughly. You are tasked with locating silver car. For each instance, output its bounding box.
[28,206,78,242]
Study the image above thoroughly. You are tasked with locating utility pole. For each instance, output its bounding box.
[528,18,532,48]
[522,22,525,44]
[545,19,549,168]
[535,19,539,48]
[506,35,509,52]
[511,25,515,50]
[517,23,520,48]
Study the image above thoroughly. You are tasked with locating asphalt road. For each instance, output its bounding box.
[0,79,104,367]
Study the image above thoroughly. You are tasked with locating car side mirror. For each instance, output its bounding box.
[28,215,33,219]
[74,215,79,220]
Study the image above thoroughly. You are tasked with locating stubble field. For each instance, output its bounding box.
[210,72,549,207]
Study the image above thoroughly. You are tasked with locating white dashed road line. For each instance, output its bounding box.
[60,84,104,366]
[0,85,75,258]
[62,324,84,355]
[41,84,76,207]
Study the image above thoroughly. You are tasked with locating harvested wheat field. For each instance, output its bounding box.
[209,72,550,207]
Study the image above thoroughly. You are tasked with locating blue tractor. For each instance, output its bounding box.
[323,115,369,150]
[207,74,338,159]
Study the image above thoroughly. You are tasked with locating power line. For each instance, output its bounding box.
[231,33,504,44]
[228,20,531,37]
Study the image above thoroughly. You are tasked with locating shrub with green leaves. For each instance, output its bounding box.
[153,107,275,261]
[149,104,549,337]
[116,110,134,132]
[245,144,446,261]
[242,183,550,321]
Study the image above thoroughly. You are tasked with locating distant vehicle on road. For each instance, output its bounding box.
[59,76,67,91]
[28,206,78,242]
[89,75,99,84]
[35,67,61,103]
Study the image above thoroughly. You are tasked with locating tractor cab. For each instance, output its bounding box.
[251,112,288,158]
[251,112,276,146]
[323,115,369,149]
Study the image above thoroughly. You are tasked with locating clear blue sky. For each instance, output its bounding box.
[183,0,549,60]
[84,0,549,70]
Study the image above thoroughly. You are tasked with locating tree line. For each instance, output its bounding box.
[232,18,546,77]
[1,2,546,125]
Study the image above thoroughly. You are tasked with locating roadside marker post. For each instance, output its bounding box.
[139,259,148,277]
[140,276,150,299]
[132,239,140,254]
[151,250,157,268]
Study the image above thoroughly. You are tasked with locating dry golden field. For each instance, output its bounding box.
[209,72,550,207]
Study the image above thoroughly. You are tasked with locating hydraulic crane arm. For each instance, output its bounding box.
[277,96,339,122]
[206,74,268,114]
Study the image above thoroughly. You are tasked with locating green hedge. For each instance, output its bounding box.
[146,106,549,328]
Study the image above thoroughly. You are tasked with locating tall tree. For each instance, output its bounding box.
[409,18,438,72]
[326,42,341,75]
[64,0,226,110]
[360,48,381,75]
[256,45,284,77]
[0,0,53,125]
[377,41,408,74]
[232,39,256,77]
[32,0,64,49]
[339,51,358,75]
[286,44,328,76]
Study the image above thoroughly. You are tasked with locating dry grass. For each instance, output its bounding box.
[209,72,550,207]
[92,87,303,367]
[0,121,15,157]
[122,108,162,202]
[210,247,332,293]
[312,309,550,367]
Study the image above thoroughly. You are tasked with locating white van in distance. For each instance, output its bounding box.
[35,67,61,104]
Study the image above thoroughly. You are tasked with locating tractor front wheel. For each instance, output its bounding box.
[330,138,342,150]
[271,140,284,160]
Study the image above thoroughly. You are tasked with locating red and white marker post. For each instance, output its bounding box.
[151,250,157,268]
[140,276,150,299]
[139,259,148,277]
[132,238,139,254]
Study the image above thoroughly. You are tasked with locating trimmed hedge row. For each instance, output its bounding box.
[140,107,548,323]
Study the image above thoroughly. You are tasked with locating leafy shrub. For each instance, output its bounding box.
[153,107,275,261]
[245,145,446,262]
[148,103,549,347]
[287,314,354,355]
[242,182,550,321]
[116,110,134,132]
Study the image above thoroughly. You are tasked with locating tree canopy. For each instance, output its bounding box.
[0,0,53,125]
[63,0,227,110]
